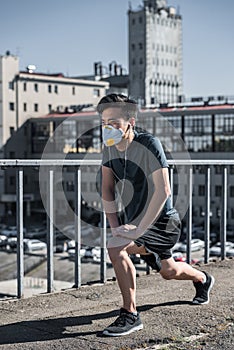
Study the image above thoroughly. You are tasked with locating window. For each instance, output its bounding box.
[23,82,27,91]
[231,208,234,219]
[90,182,97,192]
[132,18,135,25]
[54,85,58,94]
[9,102,15,111]
[198,185,205,196]
[48,85,52,93]
[10,127,14,136]
[48,104,52,113]
[34,103,38,112]
[34,83,38,92]
[9,81,14,90]
[139,58,143,65]
[23,103,27,112]
[9,151,15,158]
[230,186,234,197]
[132,59,136,65]
[66,181,74,192]
[139,42,143,50]
[72,87,75,95]
[139,16,142,24]
[10,176,15,186]
[131,43,135,50]
[230,165,234,174]
[93,89,100,97]
[215,185,222,197]
[215,165,222,174]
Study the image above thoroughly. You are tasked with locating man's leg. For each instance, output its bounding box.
[160,257,215,304]
[160,257,206,282]
[102,241,144,336]
[107,239,147,313]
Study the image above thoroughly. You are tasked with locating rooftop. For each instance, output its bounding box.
[0,258,233,350]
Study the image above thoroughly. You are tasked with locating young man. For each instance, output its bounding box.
[97,94,215,337]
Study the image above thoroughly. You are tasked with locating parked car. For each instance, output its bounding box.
[6,237,18,250]
[1,226,26,237]
[23,239,47,252]
[0,234,8,248]
[173,239,205,253]
[226,248,234,257]
[210,241,234,257]
[25,227,46,239]
[68,247,86,259]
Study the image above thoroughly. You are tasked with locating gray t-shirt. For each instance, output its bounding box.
[102,130,178,226]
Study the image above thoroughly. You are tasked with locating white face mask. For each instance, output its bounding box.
[102,125,125,147]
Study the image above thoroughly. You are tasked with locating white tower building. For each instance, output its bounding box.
[128,0,183,106]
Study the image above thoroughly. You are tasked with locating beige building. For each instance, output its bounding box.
[128,0,183,106]
[0,51,109,150]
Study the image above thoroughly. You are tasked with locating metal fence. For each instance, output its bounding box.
[0,159,233,298]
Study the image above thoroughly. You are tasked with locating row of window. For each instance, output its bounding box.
[9,82,100,97]
[131,57,178,67]
[198,185,234,197]
[9,102,41,112]
[131,16,178,28]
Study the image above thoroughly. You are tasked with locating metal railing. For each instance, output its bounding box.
[0,159,233,298]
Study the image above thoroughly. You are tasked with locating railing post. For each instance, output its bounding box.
[100,210,107,283]
[74,168,81,288]
[16,168,24,298]
[47,169,54,293]
[220,167,227,260]
[204,167,211,263]
[170,166,174,205]
[186,166,193,264]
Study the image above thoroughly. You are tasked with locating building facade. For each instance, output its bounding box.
[0,52,109,150]
[2,97,234,233]
[128,0,183,106]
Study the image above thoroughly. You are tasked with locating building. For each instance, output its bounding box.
[128,0,183,106]
[2,96,234,233]
[77,61,129,96]
[0,51,109,150]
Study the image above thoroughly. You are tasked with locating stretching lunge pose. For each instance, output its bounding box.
[98,93,215,337]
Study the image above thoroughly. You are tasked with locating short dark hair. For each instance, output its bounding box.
[97,93,138,119]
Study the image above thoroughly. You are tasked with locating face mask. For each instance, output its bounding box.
[102,125,125,147]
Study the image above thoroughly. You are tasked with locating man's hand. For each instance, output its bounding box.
[112,224,140,240]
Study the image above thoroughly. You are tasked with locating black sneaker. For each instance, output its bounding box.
[140,252,162,272]
[102,308,143,337]
[192,271,215,305]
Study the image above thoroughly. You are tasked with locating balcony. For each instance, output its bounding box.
[0,159,233,299]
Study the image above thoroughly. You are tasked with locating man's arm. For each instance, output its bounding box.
[114,167,171,240]
[101,165,119,228]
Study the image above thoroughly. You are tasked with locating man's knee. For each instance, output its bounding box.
[160,267,177,280]
[108,247,125,264]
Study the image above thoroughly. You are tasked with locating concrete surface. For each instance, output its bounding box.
[0,258,233,350]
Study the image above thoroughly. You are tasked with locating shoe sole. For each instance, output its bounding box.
[192,275,215,305]
[102,323,143,337]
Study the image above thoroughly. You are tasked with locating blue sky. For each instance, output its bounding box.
[0,0,233,97]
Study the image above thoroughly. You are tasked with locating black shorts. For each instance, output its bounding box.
[134,215,181,260]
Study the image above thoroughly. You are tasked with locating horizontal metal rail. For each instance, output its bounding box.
[0,159,233,298]
[0,159,234,166]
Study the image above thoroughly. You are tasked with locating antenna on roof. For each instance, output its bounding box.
[27,65,36,73]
